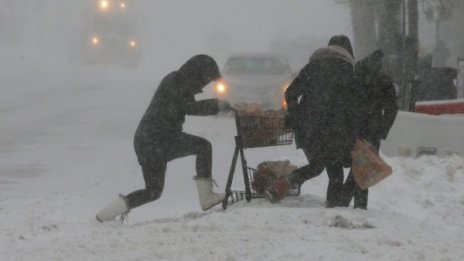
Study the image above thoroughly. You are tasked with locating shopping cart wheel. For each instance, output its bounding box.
[245,192,252,202]
[222,193,230,210]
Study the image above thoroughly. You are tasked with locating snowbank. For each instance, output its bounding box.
[381,111,464,158]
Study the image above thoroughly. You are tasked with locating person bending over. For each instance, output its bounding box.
[96,54,231,222]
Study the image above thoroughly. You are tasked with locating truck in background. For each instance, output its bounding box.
[80,0,140,67]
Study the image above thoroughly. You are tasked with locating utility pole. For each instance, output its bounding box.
[402,0,419,110]
[348,0,377,58]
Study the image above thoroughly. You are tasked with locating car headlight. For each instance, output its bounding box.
[214,82,227,94]
[282,82,290,92]
[280,82,291,108]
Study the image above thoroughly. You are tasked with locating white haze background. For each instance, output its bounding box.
[1,1,464,260]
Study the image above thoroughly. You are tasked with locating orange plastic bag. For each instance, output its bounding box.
[351,138,393,190]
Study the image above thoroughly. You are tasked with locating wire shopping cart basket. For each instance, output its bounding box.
[222,109,301,209]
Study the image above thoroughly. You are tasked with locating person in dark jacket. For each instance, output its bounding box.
[341,49,398,209]
[269,35,363,207]
[96,55,231,222]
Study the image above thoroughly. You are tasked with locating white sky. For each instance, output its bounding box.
[138,0,352,66]
[0,0,353,70]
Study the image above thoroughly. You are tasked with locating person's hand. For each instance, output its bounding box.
[284,110,299,130]
[218,100,232,112]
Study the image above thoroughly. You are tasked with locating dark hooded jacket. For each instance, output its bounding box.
[134,55,221,155]
[285,45,362,165]
[356,50,398,143]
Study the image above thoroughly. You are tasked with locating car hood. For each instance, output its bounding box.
[222,73,292,89]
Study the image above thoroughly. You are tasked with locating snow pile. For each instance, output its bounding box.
[381,111,464,158]
[1,155,464,260]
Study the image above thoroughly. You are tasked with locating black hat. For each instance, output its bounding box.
[179,54,221,88]
[328,35,354,58]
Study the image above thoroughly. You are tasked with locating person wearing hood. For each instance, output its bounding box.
[341,50,398,209]
[96,55,232,222]
[271,35,363,207]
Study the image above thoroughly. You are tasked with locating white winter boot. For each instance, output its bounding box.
[96,194,129,222]
[194,176,226,211]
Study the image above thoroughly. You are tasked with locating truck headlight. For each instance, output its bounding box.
[92,36,100,45]
[99,0,109,10]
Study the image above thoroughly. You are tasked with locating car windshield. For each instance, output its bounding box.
[223,57,291,75]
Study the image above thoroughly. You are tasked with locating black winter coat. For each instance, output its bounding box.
[355,52,398,143]
[358,74,398,142]
[285,46,362,166]
[134,72,219,159]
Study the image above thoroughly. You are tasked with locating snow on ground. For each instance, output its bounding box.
[1,59,464,261]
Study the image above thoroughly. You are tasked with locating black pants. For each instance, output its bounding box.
[126,133,212,209]
[341,171,368,209]
[289,148,345,207]
[341,139,380,209]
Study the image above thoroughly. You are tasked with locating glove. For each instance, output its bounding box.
[284,110,299,130]
[218,100,232,112]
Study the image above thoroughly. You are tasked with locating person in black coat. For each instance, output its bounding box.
[269,35,363,207]
[341,49,398,209]
[96,55,231,222]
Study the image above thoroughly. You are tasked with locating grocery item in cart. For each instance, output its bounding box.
[233,102,266,116]
[251,160,297,197]
[233,103,292,147]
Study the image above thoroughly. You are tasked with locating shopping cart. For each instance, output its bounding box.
[222,108,301,209]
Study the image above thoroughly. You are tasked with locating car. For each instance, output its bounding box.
[213,54,294,109]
